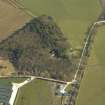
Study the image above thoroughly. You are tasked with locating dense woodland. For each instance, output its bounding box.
[0,15,77,80]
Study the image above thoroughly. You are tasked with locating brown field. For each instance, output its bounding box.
[0,0,32,75]
[0,0,31,42]
[0,57,15,76]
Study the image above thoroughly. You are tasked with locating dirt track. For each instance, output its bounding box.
[0,0,32,42]
[100,0,105,8]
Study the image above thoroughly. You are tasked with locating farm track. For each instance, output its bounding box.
[65,15,105,105]
[1,1,104,105]
[7,0,35,17]
[0,75,67,84]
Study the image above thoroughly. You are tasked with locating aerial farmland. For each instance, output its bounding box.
[0,0,105,105]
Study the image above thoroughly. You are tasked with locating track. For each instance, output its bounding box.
[0,75,67,84]
[74,20,105,81]
[7,0,36,17]
[9,76,35,105]
[66,20,105,105]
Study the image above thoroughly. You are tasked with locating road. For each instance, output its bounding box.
[74,20,105,81]
[9,76,35,105]
[0,0,68,86]
[0,75,67,84]
[65,18,105,105]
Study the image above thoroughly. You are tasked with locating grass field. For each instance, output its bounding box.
[76,26,105,105]
[14,79,61,105]
[20,0,101,47]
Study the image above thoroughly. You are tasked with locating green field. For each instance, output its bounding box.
[76,26,105,105]
[20,0,101,47]
[15,80,61,105]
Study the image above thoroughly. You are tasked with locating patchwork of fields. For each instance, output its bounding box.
[19,0,105,105]
[0,0,105,105]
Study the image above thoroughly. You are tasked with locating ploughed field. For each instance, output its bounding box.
[0,0,31,42]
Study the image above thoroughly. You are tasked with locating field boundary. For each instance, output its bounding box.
[7,0,36,17]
